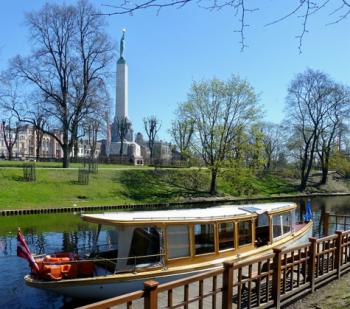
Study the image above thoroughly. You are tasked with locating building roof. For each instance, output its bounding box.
[81,202,296,225]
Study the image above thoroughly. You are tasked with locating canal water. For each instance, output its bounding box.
[1,196,349,309]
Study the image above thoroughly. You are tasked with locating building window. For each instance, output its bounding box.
[167,225,190,259]
[238,221,252,246]
[218,222,234,251]
[194,224,215,255]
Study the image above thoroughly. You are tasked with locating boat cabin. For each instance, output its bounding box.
[81,202,297,272]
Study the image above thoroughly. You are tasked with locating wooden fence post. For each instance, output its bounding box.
[308,237,317,293]
[335,230,343,279]
[272,248,282,309]
[222,261,234,309]
[324,212,330,236]
[144,280,159,309]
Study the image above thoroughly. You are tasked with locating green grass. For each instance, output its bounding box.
[217,171,297,197]
[0,168,299,210]
[249,174,297,195]
[288,270,350,309]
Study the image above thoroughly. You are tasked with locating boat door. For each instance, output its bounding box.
[255,212,270,246]
[117,226,163,271]
[238,206,270,247]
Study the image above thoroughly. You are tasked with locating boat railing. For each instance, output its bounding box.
[33,243,118,259]
[38,252,166,275]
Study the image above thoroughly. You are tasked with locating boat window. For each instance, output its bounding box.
[272,212,292,239]
[91,225,118,257]
[291,210,296,226]
[238,221,252,246]
[282,212,291,234]
[127,227,160,265]
[257,213,269,227]
[272,215,282,238]
[218,222,234,251]
[194,224,215,255]
[167,225,190,259]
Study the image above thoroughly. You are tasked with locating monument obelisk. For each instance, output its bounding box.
[112,29,133,142]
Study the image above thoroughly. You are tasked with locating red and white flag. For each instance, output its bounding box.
[17,228,40,274]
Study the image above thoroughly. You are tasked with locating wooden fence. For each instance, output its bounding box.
[77,229,350,309]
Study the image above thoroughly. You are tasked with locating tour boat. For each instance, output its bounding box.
[22,202,313,300]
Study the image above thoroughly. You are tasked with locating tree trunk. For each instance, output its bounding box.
[119,140,124,156]
[8,148,13,161]
[36,132,42,162]
[320,159,329,185]
[36,145,40,161]
[300,151,315,192]
[150,147,153,164]
[62,143,70,168]
[73,138,79,159]
[209,169,218,195]
[299,176,308,192]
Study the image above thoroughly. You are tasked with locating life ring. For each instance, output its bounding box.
[35,252,94,280]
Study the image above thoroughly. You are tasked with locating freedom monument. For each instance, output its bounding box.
[110,30,143,164]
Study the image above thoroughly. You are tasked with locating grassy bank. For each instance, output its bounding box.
[0,167,299,210]
[287,271,350,309]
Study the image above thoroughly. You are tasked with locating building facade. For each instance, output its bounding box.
[0,123,100,160]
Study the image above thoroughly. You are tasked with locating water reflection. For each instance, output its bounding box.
[0,196,349,308]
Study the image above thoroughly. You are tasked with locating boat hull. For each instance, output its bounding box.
[25,221,313,300]
[26,270,207,300]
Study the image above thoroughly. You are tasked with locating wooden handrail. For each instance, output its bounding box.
[316,234,338,243]
[77,228,350,309]
[77,290,144,309]
[157,268,223,292]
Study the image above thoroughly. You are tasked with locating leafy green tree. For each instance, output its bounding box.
[179,76,259,195]
[170,107,194,161]
[246,123,266,172]
[329,151,350,178]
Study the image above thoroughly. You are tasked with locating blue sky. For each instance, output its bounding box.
[0,1,349,140]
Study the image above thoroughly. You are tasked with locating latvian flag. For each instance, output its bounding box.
[17,227,40,274]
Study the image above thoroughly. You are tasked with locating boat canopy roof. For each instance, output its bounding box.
[81,202,296,225]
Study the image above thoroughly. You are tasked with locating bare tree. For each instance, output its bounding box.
[143,116,161,161]
[84,119,100,160]
[10,0,114,168]
[286,69,334,191]
[32,115,46,161]
[115,117,129,156]
[102,0,350,52]
[261,122,284,170]
[317,84,350,184]
[2,118,19,161]
[0,75,47,161]
[180,76,259,194]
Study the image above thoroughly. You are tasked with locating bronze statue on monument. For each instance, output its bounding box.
[120,29,126,59]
